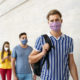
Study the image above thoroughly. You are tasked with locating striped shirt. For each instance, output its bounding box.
[34,33,73,80]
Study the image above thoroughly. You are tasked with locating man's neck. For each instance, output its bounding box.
[50,30,62,38]
[20,44,27,48]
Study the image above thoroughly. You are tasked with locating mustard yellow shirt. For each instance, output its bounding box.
[0,51,11,69]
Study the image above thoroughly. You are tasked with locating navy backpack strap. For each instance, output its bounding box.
[42,34,55,49]
[41,34,55,69]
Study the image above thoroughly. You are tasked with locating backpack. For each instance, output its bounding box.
[33,34,55,76]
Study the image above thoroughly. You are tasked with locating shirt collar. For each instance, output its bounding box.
[47,32,65,40]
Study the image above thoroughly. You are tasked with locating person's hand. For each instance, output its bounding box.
[42,43,50,56]
[14,75,18,80]
[5,56,9,59]
[2,56,9,62]
[5,56,11,61]
[33,74,36,80]
[7,56,11,61]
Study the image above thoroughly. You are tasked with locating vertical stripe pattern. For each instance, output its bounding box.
[34,34,73,80]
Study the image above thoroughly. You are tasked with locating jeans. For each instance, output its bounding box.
[17,73,33,80]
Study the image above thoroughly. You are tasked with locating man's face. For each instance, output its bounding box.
[48,14,62,25]
[20,35,27,41]
[20,35,28,45]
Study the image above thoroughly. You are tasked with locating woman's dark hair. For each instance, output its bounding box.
[1,41,11,59]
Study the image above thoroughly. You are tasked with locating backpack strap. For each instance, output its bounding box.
[42,34,55,50]
[41,34,55,69]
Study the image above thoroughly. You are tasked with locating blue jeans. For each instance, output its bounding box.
[17,73,33,80]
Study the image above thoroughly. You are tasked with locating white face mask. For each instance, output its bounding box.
[4,47,9,51]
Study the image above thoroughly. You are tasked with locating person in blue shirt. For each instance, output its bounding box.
[28,9,78,80]
[11,32,36,80]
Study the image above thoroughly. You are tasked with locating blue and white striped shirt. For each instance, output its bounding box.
[34,33,73,80]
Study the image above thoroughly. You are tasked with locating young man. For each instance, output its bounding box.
[11,32,36,80]
[29,10,78,80]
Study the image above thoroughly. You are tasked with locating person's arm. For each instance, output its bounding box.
[8,52,12,61]
[7,56,11,61]
[29,43,50,64]
[11,47,18,80]
[69,54,78,80]
[29,50,45,64]
[1,56,9,63]
[11,58,18,80]
[30,64,37,80]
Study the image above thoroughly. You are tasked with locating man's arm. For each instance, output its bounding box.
[30,64,37,80]
[11,58,18,80]
[28,43,50,64]
[69,54,78,80]
[28,50,45,64]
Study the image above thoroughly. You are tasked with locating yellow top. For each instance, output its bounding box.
[0,51,12,69]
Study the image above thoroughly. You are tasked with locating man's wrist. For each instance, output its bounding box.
[13,73,17,77]
[41,51,46,57]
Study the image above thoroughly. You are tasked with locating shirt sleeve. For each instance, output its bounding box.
[69,38,74,54]
[34,36,42,52]
[29,47,33,54]
[11,47,17,58]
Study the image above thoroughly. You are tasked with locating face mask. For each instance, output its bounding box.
[21,39,28,45]
[4,47,9,51]
[50,22,61,32]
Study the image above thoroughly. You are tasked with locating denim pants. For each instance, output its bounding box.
[17,73,33,80]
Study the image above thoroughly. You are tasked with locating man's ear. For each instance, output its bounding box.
[19,38,21,41]
[48,20,50,24]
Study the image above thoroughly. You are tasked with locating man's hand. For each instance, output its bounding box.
[14,75,18,80]
[28,43,50,64]
[42,43,50,56]
[33,74,36,80]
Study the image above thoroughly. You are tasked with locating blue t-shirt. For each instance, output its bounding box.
[12,45,33,74]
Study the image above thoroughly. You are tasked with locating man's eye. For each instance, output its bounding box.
[22,37,27,39]
[56,19,59,21]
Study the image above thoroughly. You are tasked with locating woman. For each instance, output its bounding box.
[0,41,12,80]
